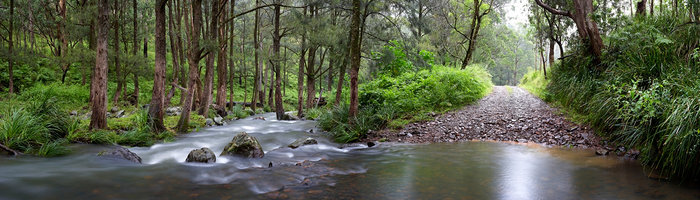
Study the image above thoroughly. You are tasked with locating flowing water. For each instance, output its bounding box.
[1,113,699,200]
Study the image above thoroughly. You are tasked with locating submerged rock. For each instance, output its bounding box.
[220,132,264,158]
[288,137,318,149]
[185,148,216,163]
[253,116,266,120]
[595,148,609,156]
[206,118,215,126]
[101,146,142,164]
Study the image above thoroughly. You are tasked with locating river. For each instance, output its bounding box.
[1,113,698,199]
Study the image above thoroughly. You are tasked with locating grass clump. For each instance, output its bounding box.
[546,15,700,179]
[519,69,550,101]
[319,65,492,143]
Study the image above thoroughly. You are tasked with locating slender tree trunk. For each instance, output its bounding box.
[199,0,218,116]
[165,0,180,108]
[90,0,110,130]
[149,0,167,132]
[273,4,284,119]
[348,0,361,121]
[306,46,317,109]
[228,0,236,110]
[177,0,203,133]
[216,0,229,111]
[8,0,14,94]
[297,8,307,118]
[251,0,261,112]
[540,49,547,79]
[59,0,69,83]
[113,0,123,104]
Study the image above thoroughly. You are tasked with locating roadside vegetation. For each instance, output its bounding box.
[318,43,493,143]
[522,14,700,179]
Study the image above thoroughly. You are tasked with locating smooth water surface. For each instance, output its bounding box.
[1,113,698,200]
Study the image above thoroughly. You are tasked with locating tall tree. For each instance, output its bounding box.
[90,0,110,130]
[199,0,219,116]
[58,0,69,83]
[149,0,168,133]
[535,0,605,61]
[272,3,284,119]
[7,0,14,94]
[216,0,229,112]
[177,0,204,133]
[348,0,362,120]
[296,7,307,118]
[251,0,261,112]
[461,0,495,69]
[113,0,123,104]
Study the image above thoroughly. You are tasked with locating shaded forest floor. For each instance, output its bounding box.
[364,86,603,149]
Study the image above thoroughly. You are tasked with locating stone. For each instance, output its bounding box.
[70,111,78,116]
[114,110,125,118]
[253,116,266,120]
[205,118,215,126]
[280,113,300,121]
[110,106,119,113]
[288,137,318,149]
[517,139,528,143]
[220,132,265,158]
[367,142,376,147]
[595,148,609,156]
[166,107,182,116]
[214,116,224,125]
[185,148,216,163]
[101,146,142,164]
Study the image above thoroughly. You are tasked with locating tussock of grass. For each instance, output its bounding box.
[547,14,700,179]
[519,69,550,101]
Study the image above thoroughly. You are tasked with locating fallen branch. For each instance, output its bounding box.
[0,143,21,156]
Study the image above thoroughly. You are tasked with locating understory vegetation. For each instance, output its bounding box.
[538,15,700,179]
[318,44,493,143]
[519,69,550,100]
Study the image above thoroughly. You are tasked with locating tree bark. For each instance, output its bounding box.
[113,0,123,104]
[177,0,203,133]
[165,0,180,108]
[199,0,218,116]
[297,8,307,118]
[90,0,110,130]
[59,0,69,83]
[216,0,229,112]
[8,0,14,94]
[251,0,261,112]
[273,4,284,119]
[149,0,167,133]
[348,0,361,121]
[306,46,317,109]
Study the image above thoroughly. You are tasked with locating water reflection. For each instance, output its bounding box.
[1,113,699,199]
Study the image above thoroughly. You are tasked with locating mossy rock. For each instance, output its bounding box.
[220,132,264,158]
[288,137,318,149]
[186,147,216,163]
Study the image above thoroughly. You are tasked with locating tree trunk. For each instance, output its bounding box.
[8,0,13,94]
[199,0,218,116]
[535,0,605,62]
[59,0,69,83]
[90,0,110,130]
[113,0,123,104]
[251,0,261,112]
[228,0,236,110]
[297,8,307,118]
[637,0,648,16]
[148,0,167,133]
[165,0,180,108]
[273,4,284,119]
[306,46,317,109]
[177,0,203,133]
[348,0,362,121]
[216,0,228,111]
[540,49,547,79]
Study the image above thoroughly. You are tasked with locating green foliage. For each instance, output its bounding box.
[321,64,492,143]
[519,69,550,100]
[0,108,70,157]
[547,15,700,179]
[17,83,90,111]
[372,41,414,76]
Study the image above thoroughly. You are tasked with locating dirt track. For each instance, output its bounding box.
[364,86,602,148]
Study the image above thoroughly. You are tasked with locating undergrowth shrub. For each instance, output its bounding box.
[519,69,550,101]
[320,64,492,143]
[547,14,700,179]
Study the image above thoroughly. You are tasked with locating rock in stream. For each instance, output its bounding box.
[220,132,265,158]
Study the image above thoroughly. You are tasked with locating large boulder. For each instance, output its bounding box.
[166,107,182,116]
[288,137,318,149]
[185,147,216,163]
[101,146,142,164]
[220,132,264,158]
